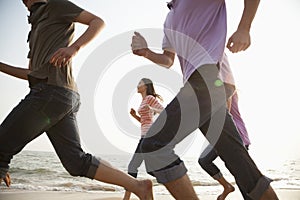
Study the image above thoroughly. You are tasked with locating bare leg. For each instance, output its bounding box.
[94,160,153,200]
[216,177,235,200]
[260,185,279,200]
[164,174,199,200]
[123,190,132,200]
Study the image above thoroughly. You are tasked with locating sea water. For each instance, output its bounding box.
[0,151,299,196]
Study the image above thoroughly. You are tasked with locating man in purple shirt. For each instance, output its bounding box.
[131,0,278,199]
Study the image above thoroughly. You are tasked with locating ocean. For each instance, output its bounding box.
[1,151,299,196]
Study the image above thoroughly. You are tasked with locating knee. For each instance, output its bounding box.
[198,157,203,166]
[63,159,84,177]
[198,157,207,168]
[60,153,95,177]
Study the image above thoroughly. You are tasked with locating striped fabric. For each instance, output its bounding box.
[138,95,164,136]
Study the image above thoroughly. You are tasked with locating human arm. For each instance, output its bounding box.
[131,32,175,68]
[50,10,105,67]
[146,96,164,114]
[226,0,260,53]
[0,61,31,80]
[147,105,163,114]
[130,108,141,123]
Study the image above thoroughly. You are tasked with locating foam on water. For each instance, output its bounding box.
[1,151,299,195]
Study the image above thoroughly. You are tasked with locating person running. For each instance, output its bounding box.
[0,1,153,199]
[130,0,278,199]
[123,78,164,200]
[198,53,251,200]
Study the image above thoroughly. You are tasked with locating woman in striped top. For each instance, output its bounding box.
[123,78,164,200]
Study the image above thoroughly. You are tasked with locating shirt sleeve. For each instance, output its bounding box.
[147,96,164,110]
[162,34,176,53]
[49,0,84,23]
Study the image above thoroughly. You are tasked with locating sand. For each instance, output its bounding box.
[0,189,299,200]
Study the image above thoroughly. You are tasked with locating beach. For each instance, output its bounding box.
[0,189,300,200]
[0,151,299,199]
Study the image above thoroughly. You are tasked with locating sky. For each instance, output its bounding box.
[0,0,300,170]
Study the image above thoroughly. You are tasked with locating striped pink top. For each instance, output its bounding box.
[138,95,164,136]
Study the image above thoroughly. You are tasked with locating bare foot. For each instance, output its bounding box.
[0,173,11,187]
[217,184,235,200]
[135,179,153,200]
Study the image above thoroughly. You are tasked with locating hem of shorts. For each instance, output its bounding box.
[248,175,273,199]
[212,172,223,180]
[86,156,100,179]
[152,162,187,184]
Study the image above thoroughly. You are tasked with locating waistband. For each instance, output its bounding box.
[28,75,80,98]
[28,75,48,88]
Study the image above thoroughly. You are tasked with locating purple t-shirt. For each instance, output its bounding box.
[162,0,227,82]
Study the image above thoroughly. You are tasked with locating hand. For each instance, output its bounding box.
[131,32,148,57]
[0,62,3,72]
[226,29,251,53]
[130,108,136,117]
[50,45,79,67]
[0,173,11,187]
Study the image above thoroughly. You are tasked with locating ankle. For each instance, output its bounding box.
[135,179,153,200]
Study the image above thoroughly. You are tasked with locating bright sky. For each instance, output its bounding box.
[0,0,300,170]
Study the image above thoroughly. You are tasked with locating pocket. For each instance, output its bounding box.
[29,91,73,125]
[39,96,72,123]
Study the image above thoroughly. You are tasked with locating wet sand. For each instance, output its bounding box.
[0,188,299,200]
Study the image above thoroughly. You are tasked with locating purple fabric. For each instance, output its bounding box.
[230,93,251,146]
[219,53,235,85]
[219,53,250,146]
[162,0,227,82]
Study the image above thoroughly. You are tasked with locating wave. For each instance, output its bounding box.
[191,181,219,187]
[5,151,300,193]
[10,167,59,175]
[7,182,118,192]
